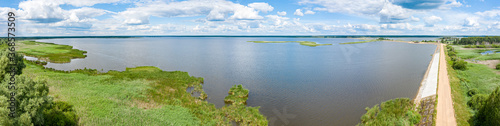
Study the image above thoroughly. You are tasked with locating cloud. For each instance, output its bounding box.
[476,9,500,18]
[463,17,479,27]
[0,7,16,21]
[18,0,66,23]
[294,9,304,16]
[410,16,420,22]
[489,22,500,29]
[424,16,442,27]
[266,15,290,26]
[277,11,287,16]
[248,2,274,13]
[379,2,410,23]
[304,10,315,15]
[391,0,446,10]
[380,23,413,30]
[63,0,123,7]
[300,0,385,16]
[116,0,266,25]
[440,0,463,9]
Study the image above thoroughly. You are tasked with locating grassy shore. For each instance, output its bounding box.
[17,41,87,63]
[445,45,500,125]
[247,41,332,47]
[20,41,268,125]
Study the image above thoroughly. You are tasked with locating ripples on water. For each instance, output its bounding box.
[37,37,437,126]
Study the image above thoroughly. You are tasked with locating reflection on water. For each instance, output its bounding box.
[36,37,436,126]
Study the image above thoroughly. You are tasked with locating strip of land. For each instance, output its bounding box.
[415,46,439,103]
[436,44,457,126]
[247,41,332,47]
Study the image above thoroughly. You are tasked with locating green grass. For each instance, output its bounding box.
[452,45,500,60]
[224,84,249,105]
[247,41,332,47]
[445,46,500,125]
[16,41,87,63]
[357,98,421,126]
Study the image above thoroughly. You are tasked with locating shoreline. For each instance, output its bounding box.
[414,43,440,104]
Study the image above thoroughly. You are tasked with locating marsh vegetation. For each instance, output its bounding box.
[445,45,500,125]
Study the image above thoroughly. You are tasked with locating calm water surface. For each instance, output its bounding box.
[36,37,436,126]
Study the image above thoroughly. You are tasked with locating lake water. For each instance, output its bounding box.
[481,50,496,55]
[36,37,436,126]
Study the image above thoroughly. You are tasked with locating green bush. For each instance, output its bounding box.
[358,98,421,126]
[464,45,472,48]
[0,75,51,125]
[451,56,458,62]
[477,45,486,48]
[475,86,500,125]
[496,64,500,70]
[43,101,78,126]
[468,88,479,96]
[467,94,488,110]
[492,44,500,48]
[453,59,468,70]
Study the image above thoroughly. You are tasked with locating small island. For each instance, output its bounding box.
[247,41,332,47]
[339,37,389,44]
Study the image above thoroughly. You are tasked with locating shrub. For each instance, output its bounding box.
[453,59,468,70]
[464,45,472,48]
[475,87,500,125]
[477,45,486,48]
[43,101,78,126]
[496,64,500,70]
[448,51,456,57]
[468,88,479,96]
[467,94,488,110]
[0,76,51,125]
[451,56,458,62]
[492,44,500,48]
[358,98,420,126]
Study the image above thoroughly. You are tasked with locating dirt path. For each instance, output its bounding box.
[436,44,457,126]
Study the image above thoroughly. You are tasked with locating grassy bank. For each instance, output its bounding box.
[19,41,268,125]
[445,45,500,125]
[357,98,421,126]
[247,41,332,47]
[17,41,87,63]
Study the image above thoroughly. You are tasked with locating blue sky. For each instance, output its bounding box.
[1,0,500,36]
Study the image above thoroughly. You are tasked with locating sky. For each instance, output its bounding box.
[1,0,500,36]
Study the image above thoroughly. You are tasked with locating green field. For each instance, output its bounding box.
[16,41,87,63]
[16,41,267,125]
[247,41,332,47]
[445,45,500,125]
[452,45,500,60]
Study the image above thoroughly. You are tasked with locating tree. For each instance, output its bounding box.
[0,75,51,126]
[475,86,500,125]
[0,47,26,80]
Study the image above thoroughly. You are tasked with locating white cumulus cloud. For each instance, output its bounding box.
[424,16,442,27]
[248,2,274,13]
[277,11,287,16]
[294,9,304,16]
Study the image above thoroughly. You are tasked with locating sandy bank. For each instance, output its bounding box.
[414,45,440,104]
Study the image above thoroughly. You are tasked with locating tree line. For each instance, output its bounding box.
[452,36,500,45]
